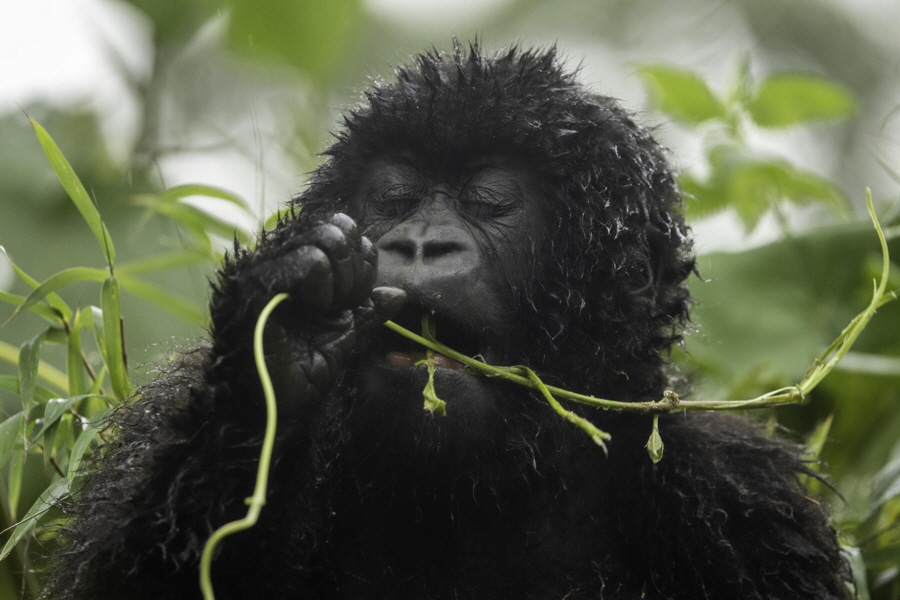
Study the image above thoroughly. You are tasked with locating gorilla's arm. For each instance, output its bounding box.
[47,213,402,600]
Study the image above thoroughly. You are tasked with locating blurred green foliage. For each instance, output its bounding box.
[0,0,897,597]
[637,63,851,230]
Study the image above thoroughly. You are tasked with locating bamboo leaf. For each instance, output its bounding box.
[7,267,108,324]
[135,196,250,246]
[18,330,49,412]
[33,395,98,442]
[29,118,115,264]
[861,543,900,569]
[0,412,24,470]
[1,246,71,322]
[158,183,250,209]
[0,290,61,323]
[68,408,111,482]
[0,478,70,560]
[101,278,131,400]
[91,306,106,364]
[7,449,25,519]
[805,414,834,459]
[0,375,60,404]
[67,308,87,396]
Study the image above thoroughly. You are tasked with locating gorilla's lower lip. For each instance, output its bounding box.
[386,351,464,370]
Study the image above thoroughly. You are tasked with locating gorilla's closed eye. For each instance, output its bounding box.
[370,184,422,217]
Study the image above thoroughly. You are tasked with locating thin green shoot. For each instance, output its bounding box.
[199,293,288,599]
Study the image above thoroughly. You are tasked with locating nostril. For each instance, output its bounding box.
[422,240,465,259]
[379,238,417,259]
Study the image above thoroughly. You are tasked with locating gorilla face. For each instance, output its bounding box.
[341,158,547,450]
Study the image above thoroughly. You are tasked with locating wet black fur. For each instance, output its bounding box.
[45,43,849,599]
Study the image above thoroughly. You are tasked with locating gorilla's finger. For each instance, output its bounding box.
[346,235,378,307]
[280,245,333,311]
[356,286,406,334]
[310,222,356,307]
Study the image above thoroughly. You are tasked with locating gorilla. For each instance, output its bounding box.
[47,44,850,599]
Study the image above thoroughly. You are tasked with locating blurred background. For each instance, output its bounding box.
[0,0,898,596]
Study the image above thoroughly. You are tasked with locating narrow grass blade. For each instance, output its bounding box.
[33,395,98,442]
[18,330,49,412]
[6,267,108,324]
[159,184,250,209]
[67,408,111,482]
[0,478,69,560]
[29,118,115,264]
[101,278,131,400]
[67,308,87,396]
[0,412,24,470]
[1,247,71,322]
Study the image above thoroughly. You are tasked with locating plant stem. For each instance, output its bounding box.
[199,293,288,600]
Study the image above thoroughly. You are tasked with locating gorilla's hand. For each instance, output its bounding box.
[212,213,405,407]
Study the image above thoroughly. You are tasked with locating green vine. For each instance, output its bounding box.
[199,293,288,599]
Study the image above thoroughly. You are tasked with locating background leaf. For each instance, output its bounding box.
[636,65,727,124]
[749,73,856,128]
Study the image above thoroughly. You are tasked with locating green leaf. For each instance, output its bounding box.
[7,266,108,323]
[1,247,72,322]
[101,278,131,400]
[0,375,60,404]
[748,73,856,128]
[690,145,845,231]
[861,543,900,569]
[29,118,115,264]
[33,395,98,442]
[0,290,61,323]
[636,65,727,125]
[0,412,24,470]
[0,478,70,560]
[18,330,49,412]
[134,195,250,247]
[805,414,834,458]
[68,408,111,482]
[7,449,25,519]
[158,184,250,209]
[67,308,87,396]
[870,450,900,511]
[842,547,870,600]
[678,173,730,221]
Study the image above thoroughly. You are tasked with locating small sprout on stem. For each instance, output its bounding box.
[418,349,447,416]
[646,415,664,463]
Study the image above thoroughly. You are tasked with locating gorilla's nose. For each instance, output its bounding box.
[374,216,482,294]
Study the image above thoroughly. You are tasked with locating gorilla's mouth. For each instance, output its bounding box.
[378,301,488,372]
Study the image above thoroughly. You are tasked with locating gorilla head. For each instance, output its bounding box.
[299,43,693,405]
